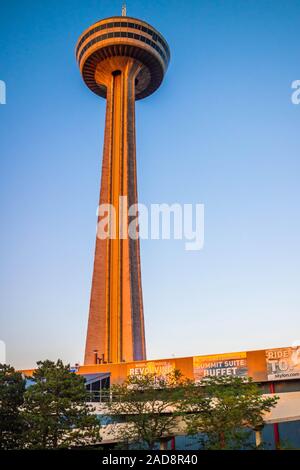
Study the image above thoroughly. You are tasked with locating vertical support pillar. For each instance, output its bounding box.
[84,57,146,365]
[269,382,280,449]
[159,438,169,450]
[254,427,263,448]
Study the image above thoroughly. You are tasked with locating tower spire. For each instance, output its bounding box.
[122,2,127,16]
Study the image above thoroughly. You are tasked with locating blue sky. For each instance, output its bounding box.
[0,0,299,369]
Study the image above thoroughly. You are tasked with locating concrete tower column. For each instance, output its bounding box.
[76,15,170,365]
[85,58,145,364]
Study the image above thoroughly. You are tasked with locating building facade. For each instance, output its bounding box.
[22,345,300,449]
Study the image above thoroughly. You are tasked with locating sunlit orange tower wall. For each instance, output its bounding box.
[76,15,170,364]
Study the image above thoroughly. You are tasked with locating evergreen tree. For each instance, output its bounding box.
[0,364,26,449]
[22,359,101,448]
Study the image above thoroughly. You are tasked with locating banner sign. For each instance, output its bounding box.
[193,352,248,383]
[266,347,300,381]
[127,360,176,380]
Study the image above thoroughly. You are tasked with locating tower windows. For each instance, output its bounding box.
[78,31,169,67]
[76,21,170,62]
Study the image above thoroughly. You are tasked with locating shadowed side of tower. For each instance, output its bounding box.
[76,16,170,365]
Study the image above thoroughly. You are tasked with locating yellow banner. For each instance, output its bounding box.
[193,351,248,382]
[127,360,176,379]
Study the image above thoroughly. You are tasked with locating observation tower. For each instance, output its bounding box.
[76,10,170,365]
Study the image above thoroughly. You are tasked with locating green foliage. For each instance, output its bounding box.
[182,375,278,450]
[108,370,189,449]
[22,359,101,448]
[108,373,278,450]
[0,363,280,451]
[0,364,26,449]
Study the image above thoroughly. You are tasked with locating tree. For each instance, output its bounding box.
[108,371,188,449]
[183,375,278,450]
[22,359,101,448]
[0,364,26,449]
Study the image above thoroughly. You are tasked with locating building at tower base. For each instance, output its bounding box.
[21,345,300,449]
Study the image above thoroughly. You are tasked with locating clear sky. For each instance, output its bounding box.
[0,0,299,369]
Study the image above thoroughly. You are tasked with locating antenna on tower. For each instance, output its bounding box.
[122,2,127,16]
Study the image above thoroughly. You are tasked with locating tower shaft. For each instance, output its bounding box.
[84,58,146,364]
[77,15,170,366]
